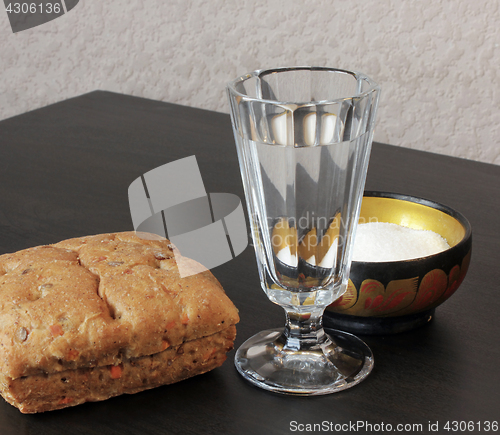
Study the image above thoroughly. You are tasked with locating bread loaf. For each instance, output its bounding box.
[0,232,239,413]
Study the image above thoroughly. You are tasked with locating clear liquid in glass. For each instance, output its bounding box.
[236,125,371,314]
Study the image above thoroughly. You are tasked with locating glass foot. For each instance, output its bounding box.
[234,327,374,395]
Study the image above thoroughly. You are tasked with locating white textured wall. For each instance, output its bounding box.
[1,0,499,164]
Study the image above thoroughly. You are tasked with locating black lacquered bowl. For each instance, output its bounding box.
[323,191,472,335]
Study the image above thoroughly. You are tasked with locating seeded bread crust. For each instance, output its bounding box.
[0,232,239,413]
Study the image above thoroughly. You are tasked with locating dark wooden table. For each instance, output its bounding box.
[0,91,498,435]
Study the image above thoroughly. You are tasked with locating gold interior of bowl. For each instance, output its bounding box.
[359,196,466,247]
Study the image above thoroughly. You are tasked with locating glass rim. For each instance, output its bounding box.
[227,66,380,106]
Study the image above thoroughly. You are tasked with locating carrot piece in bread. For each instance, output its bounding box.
[110,365,122,379]
[66,349,79,360]
[58,397,73,405]
[49,324,64,337]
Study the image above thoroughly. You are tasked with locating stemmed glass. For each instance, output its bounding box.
[227,67,380,395]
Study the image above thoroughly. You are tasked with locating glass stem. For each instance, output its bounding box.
[281,307,330,352]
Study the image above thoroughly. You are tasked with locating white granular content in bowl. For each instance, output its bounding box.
[352,222,450,262]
